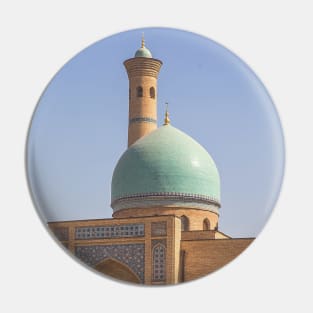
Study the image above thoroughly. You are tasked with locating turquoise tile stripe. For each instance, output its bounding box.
[129,117,157,124]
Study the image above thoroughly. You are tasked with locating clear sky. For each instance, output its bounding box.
[27,27,285,238]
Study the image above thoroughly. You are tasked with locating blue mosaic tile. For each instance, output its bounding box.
[129,117,157,124]
[75,244,145,283]
[75,224,144,239]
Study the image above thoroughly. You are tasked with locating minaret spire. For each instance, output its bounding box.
[164,103,170,125]
[124,36,162,146]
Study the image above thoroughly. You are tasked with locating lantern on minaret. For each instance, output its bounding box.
[124,35,163,146]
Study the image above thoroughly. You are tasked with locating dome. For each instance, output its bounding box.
[134,46,152,58]
[111,124,221,213]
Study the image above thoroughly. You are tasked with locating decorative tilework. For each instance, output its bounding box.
[129,117,157,124]
[151,221,167,237]
[53,227,69,241]
[75,224,144,239]
[152,240,166,282]
[112,192,221,207]
[152,239,167,247]
[75,244,145,282]
[112,198,220,215]
[112,192,221,214]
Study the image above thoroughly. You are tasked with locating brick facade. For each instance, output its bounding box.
[48,213,254,285]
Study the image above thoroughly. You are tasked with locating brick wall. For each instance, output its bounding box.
[181,238,254,282]
[113,207,219,231]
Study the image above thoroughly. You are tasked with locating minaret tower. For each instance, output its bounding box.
[124,35,162,146]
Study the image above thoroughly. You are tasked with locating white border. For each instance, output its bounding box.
[1,1,312,312]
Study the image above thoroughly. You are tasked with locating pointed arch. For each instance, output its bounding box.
[180,215,189,231]
[95,258,141,284]
[150,86,155,98]
[152,243,166,282]
[203,218,210,230]
[136,86,143,97]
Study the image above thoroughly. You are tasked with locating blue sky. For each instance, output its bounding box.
[27,27,285,237]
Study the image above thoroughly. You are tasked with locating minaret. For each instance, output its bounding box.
[124,35,162,147]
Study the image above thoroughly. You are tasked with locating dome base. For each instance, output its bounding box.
[111,192,220,214]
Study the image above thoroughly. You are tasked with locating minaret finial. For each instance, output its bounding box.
[164,103,170,125]
[141,32,145,48]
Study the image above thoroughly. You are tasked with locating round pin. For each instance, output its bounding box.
[26,27,285,285]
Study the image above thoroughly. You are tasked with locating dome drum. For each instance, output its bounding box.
[112,207,220,232]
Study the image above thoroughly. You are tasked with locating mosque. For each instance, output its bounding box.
[49,37,254,285]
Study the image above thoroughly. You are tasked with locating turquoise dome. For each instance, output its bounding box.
[135,46,152,58]
[111,125,221,213]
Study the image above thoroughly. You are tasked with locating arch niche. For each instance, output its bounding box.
[203,218,210,230]
[95,258,141,284]
[180,215,189,231]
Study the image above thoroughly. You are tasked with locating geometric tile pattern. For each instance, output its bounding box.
[53,227,69,241]
[129,117,157,124]
[75,224,144,240]
[152,241,166,282]
[151,221,167,237]
[112,192,221,208]
[75,244,145,282]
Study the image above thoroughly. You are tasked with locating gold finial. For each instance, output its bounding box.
[163,103,170,125]
[141,32,145,48]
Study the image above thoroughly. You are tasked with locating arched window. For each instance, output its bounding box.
[153,243,166,281]
[203,218,210,231]
[150,87,155,98]
[136,86,143,97]
[180,215,189,231]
